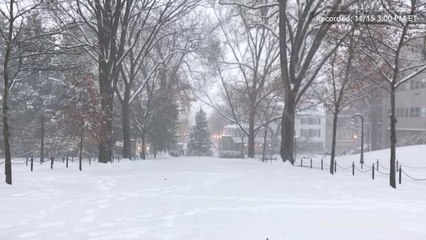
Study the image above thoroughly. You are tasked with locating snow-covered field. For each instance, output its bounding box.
[1,145,426,240]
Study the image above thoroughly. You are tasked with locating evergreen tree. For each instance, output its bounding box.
[187,109,212,156]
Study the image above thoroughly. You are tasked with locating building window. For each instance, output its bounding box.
[421,107,426,117]
[342,131,352,139]
[409,108,421,117]
[301,129,321,138]
[410,79,421,89]
[301,117,321,125]
[415,107,420,117]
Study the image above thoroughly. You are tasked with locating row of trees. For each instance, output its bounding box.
[207,0,426,188]
[1,0,209,184]
[2,0,426,189]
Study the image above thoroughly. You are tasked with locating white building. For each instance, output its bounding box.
[294,108,327,153]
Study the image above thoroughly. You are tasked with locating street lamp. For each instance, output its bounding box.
[41,109,54,163]
[352,113,364,168]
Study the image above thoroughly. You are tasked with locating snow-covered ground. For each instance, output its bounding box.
[1,145,426,240]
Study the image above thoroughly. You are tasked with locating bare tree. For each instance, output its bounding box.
[220,0,355,163]
[49,0,137,162]
[0,0,49,184]
[313,30,369,174]
[131,77,158,160]
[203,2,281,158]
[360,0,426,188]
[277,0,357,164]
[116,0,200,158]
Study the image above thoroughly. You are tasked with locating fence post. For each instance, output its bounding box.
[89,157,91,165]
[30,157,34,172]
[321,158,323,171]
[50,157,54,169]
[334,161,337,173]
[372,163,375,180]
[352,161,355,176]
[301,158,303,167]
[377,159,379,171]
[66,156,69,168]
[310,158,312,168]
[26,157,28,166]
[399,166,402,184]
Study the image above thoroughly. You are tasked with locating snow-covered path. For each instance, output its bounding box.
[1,146,426,240]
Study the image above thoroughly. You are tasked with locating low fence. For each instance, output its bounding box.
[289,156,426,184]
[0,155,123,171]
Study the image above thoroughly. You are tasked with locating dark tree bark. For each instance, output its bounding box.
[121,94,131,159]
[98,62,115,163]
[79,126,84,171]
[330,107,340,175]
[3,58,12,185]
[280,92,296,164]
[141,131,146,159]
[2,0,15,185]
[247,109,256,158]
[389,87,397,188]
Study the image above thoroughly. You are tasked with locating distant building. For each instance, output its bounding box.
[218,124,276,157]
[381,76,426,147]
[380,37,426,148]
[295,108,327,154]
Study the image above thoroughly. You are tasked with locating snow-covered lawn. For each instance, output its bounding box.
[1,145,426,240]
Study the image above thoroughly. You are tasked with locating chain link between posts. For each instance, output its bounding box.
[401,170,426,181]
[290,157,426,183]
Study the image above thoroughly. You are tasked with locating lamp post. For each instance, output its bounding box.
[352,113,364,168]
[41,109,53,163]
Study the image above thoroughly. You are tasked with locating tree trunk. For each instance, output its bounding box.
[280,93,296,164]
[248,111,255,158]
[241,135,245,159]
[389,88,397,188]
[3,1,13,184]
[262,126,268,161]
[141,130,146,160]
[330,109,339,175]
[3,72,12,185]
[98,63,114,163]
[121,100,131,159]
[79,130,83,171]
